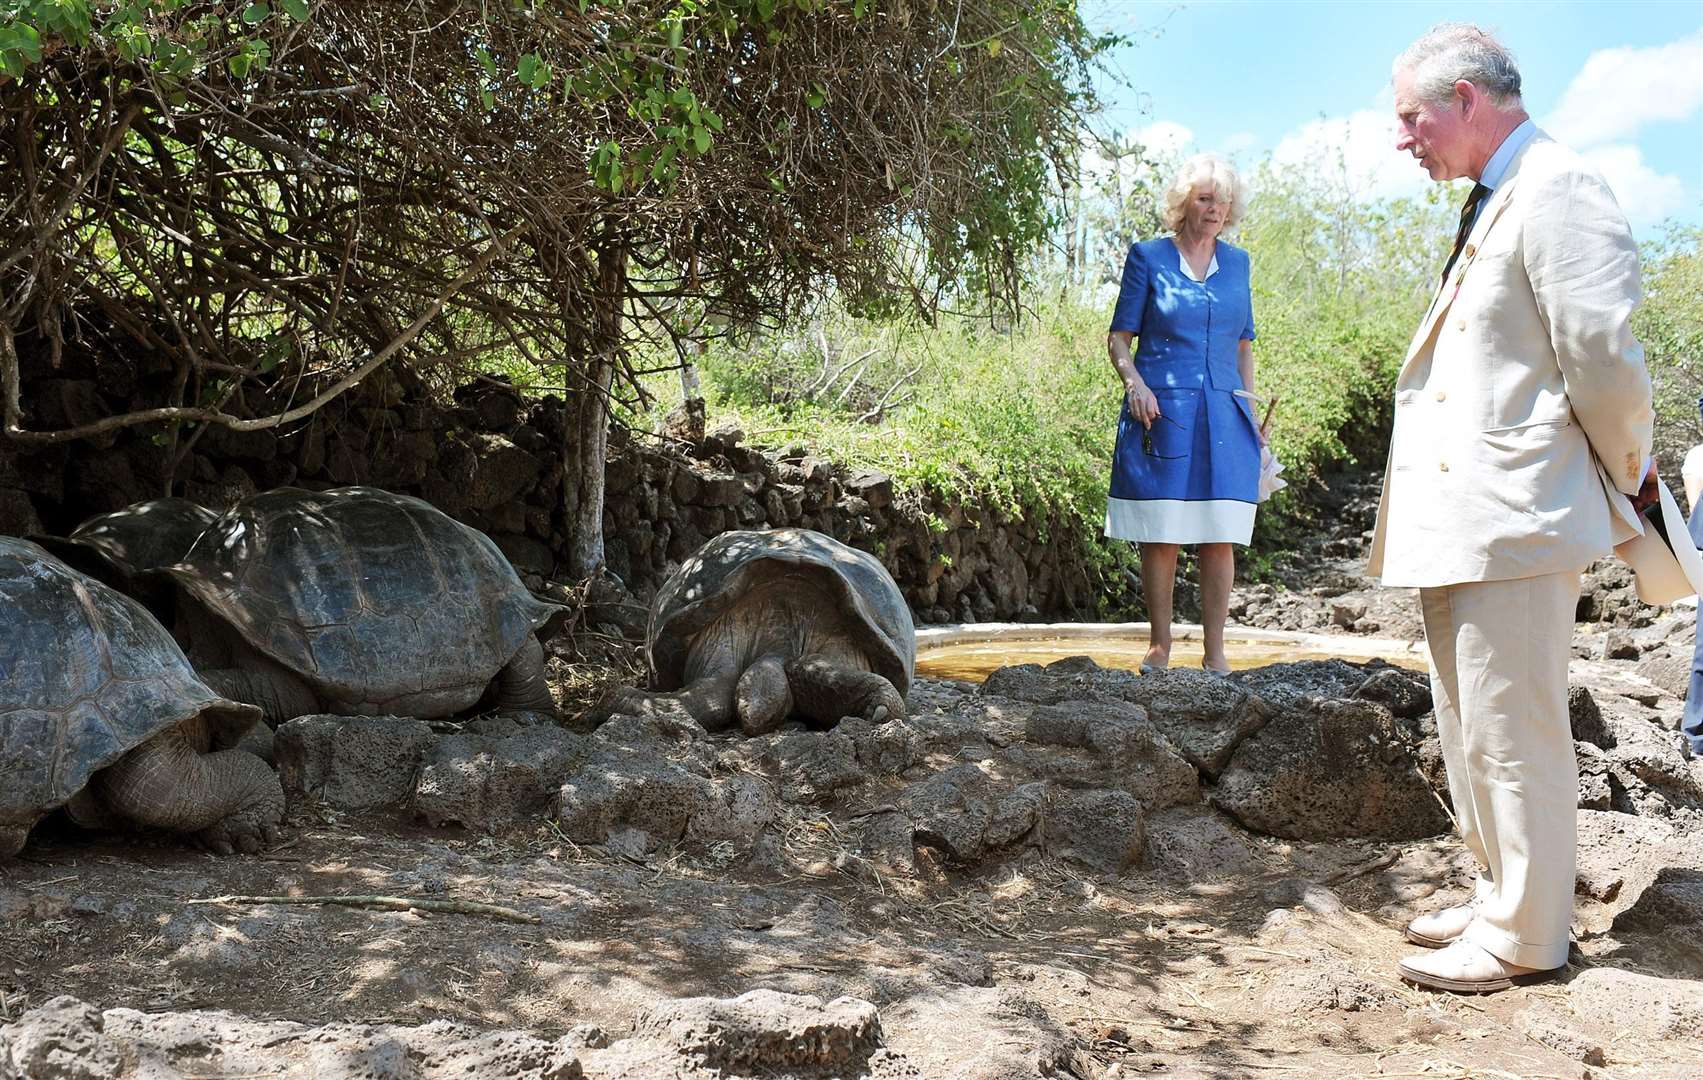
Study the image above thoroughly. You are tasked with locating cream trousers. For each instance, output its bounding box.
[1419,570,1580,970]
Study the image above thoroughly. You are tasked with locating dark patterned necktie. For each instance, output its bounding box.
[1440,182,1491,286]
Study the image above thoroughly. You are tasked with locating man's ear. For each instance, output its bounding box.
[1454,79,1479,120]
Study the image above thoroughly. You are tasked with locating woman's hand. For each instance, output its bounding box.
[1124,378,1160,428]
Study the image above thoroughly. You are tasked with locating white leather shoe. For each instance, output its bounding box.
[1397,939,1556,993]
[1405,902,1477,948]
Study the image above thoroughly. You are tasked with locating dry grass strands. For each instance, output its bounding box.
[188,893,541,924]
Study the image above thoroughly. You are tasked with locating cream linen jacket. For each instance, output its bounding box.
[1367,131,1654,588]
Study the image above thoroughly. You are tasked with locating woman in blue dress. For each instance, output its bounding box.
[1105,154,1263,675]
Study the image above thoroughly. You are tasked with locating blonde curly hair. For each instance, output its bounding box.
[1159,154,1246,234]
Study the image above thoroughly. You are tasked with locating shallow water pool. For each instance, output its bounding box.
[913,624,1427,684]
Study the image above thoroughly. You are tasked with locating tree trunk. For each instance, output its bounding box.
[561,238,625,580]
[680,340,703,401]
[1063,146,1081,288]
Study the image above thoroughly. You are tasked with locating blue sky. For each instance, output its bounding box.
[1082,0,1703,236]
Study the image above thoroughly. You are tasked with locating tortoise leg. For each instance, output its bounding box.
[93,715,285,855]
[737,655,795,736]
[232,722,276,767]
[599,673,738,732]
[784,656,907,728]
[0,826,26,860]
[199,665,320,728]
[494,636,557,714]
[64,788,121,830]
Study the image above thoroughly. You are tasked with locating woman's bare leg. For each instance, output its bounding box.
[1140,542,1180,669]
[1199,543,1235,673]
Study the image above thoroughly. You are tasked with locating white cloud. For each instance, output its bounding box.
[1132,120,1195,159]
[1579,143,1689,228]
[1543,32,1703,148]
[1221,131,1259,155]
[1269,105,1433,201]
[1077,120,1195,196]
[1261,33,1698,231]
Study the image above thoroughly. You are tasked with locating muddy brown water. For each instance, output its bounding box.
[915,635,1427,683]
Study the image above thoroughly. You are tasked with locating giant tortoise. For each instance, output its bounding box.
[65,487,569,725]
[0,537,282,858]
[58,496,219,580]
[41,496,220,615]
[609,528,915,735]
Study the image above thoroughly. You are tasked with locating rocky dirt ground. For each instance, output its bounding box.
[6,488,1703,1079]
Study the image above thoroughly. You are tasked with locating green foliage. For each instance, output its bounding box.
[5,0,1114,461]
[1635,226,1703,468]
[675,291,1141,599]
[0,0,301,82]
[664,153,1461,590]
[1237,162,1452,482]
[694,297,1117,525]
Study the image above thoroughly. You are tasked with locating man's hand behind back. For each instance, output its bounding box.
[1633,459,1661,515]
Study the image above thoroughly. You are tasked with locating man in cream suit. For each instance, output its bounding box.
[1369,24,1657,993]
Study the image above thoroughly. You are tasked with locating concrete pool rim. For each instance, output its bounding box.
[915,621,1428,665]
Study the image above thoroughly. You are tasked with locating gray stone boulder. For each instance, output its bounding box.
[875,984,1083,1080]
[1576,742,1615,811]
[858,809,922,873]
[274,715,437,811]
[1569,684,1614,748]
[1574,810,1692,914]
[1143,805,1264,881]
[555,748,775,853]
[414,721,588,830]
[1234,658,1393,708]
[1613,866,1703,974]
[1041,787,1145,874]
[1518,1006,1606,1067]
[842,712,999,778]
[906,763,1000,862]
[886,765,1142,875]
[1601,712,1703,817]
[1113,668,1272,777]
[981,659,1134,705]
[631,989,881,1076]
[0,996,125,1080]
[1020,699,1199,809]
[980,659,1274,777]
[1567,967,1703,1043]
[0,997,584,1080]
[764,730,868,804]
[1637,647,1691,698]
[1350,665,1432,718]
[1212,699,1451,840]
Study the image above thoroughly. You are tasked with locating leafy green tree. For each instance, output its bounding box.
[1,0,1113,575]
[1237,161,1453,477]
[1634,227,1703,469]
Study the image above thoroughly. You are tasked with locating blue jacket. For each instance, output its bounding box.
[1109,237,1256,392]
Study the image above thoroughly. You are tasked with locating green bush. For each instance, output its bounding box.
[619,166,1703,589]
[693,299,1117,527]
[662,158,1462,587]
[1636,227,1703,470]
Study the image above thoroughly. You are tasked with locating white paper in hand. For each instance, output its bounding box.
[1258,444,1287,502]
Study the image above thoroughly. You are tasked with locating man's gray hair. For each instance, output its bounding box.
[1395,22,1523,108]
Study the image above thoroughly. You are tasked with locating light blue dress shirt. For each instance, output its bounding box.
[1469,118,1536,230]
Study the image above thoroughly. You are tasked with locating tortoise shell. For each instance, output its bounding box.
[0,538,259,836]
[159,487,564,714]
[646,528,915,695]
[65,497,219,578]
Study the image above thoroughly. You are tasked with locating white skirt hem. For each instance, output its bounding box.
[1104,497,1255,545]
